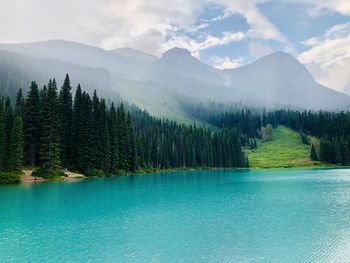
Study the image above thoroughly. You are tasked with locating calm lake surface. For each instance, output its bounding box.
[1,168,350,262]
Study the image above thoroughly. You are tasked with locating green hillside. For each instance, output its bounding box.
[246,126,323,168]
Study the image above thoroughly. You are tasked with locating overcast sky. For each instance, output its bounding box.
[0,0,349,92]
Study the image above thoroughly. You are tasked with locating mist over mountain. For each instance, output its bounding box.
[0,40,153,79]
[0,40,349,121]
[223,52,350,110]
[0,49,113,99]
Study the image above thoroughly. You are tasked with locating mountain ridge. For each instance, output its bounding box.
[0,40,348,120]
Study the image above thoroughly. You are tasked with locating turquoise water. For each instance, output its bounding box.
[1,169,350,262]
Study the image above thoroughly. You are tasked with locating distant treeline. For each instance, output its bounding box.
[0,75,247,178]
[132,111,247,168]
[182,102,350,166]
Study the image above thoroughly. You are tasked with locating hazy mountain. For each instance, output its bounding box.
[141,47,226,85]
[223,52,350,110]
[0,40,153,79]
[0,50,113,99]
[0,40,349,121]
[344,86,350,96]
[139,49,350,111]
[112,47,157,65]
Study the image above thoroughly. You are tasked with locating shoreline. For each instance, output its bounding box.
[21,169,86,184]
[18,165,350,185]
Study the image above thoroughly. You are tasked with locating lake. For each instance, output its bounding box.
[1,168,350,262]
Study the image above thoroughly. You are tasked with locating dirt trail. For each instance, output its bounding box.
[21,169,85,183]
[22,170,46,183]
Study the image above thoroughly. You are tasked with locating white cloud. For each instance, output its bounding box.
[215,0,287,42]
[0,0,286,56]
[290,0,350,16]
[0,0,204,55]
[210,56,244,69]
[298,23,350,92]
[0,0,348,77]
[164,31,246,57]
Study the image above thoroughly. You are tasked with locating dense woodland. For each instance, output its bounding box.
[2,74,350,182]
[183,102,350,166]
[0,75,247,179]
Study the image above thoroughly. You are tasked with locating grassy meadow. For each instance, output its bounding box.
[246,126,325,168]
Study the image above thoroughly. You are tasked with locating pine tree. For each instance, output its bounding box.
[24,82,41,167]
[310,144,318,161]
[126,112,136,172]
[15,88,25,117]
[71,84,83,169]
[99,99,111,173]
[0,98,6,171]
[334,138,342,164]
[58,74,73,168]
[117,103,128,170]
[108,103,119,174]
[79,92,94,172]
[4,97,13,170]
[39,79,60,176]
[319,137,331,163]
[90,90,102,168]
[8,116,24,172]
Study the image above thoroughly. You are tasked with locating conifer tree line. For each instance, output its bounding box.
[182,103,350,166]
[0,76,137,177]
[0,75,248,177]
[131,110,247,168]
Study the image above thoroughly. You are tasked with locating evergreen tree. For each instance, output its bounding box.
[71,84,83,169]
[78,92,94,172]
[4,97,14,170]
[99,99,111,173]
[58,74,73,168]
[39,79,60,176]
[319,137,331,163]
[15,88,25,117]
[90,90,102,168]
[117,103,128,170]
[310,144,318,161]
[24,82,41,167]
[0,98,6,171]
[108,103,119,174]
[8,116,24,171]
[126,112,137,172]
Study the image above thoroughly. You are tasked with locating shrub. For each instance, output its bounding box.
[32,168,65,179]
[0,172,21,184]
[85,168,106,177]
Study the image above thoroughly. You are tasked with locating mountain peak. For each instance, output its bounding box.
[162,47,192,58]
[260,51,299,64]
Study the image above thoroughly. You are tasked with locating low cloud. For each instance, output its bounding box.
[210,56,244,70]
[299,23,350,92]
[164,31,245,57]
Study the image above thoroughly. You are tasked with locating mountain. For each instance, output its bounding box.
[0,50,114,99]
[223,52,350,110]
[141,48,226,85]
[344,86,350,96]
[0,40,349,121]
[0,40,153,79]
[112,47,157,65]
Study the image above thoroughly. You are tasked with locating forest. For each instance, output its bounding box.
[0,75,247,182]
[1,75,350,184]
[182,102,350,165]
